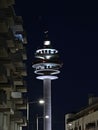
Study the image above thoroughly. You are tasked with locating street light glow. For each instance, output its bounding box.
[68,123,72,126]
[45,115,49,119]
[39,99,45,104]
[27,99,45,123]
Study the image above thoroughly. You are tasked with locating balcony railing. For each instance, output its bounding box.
[11,91,22,99]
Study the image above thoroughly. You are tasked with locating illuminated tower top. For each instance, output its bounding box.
[32,40,62,76]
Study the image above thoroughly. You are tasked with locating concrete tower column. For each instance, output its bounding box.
[43,78,51,130]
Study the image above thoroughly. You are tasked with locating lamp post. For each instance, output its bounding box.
[36,115,49,130]
[27,99,45,130]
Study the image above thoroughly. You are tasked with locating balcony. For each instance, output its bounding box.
[16,102,27,110]
[19,117,27,126]
[18,68,27,76]
[0,100,15,112]
[16,84,27,93]
[13,76,23,86]
[16,68,27,76]
[7,39,23,54]
[12,98,24,104]
[15,62,27,76]
[10,111,24,123]
[0,82,12,90]
[11,91,22,99]
[11,51,23,62]
[12,25,23,34]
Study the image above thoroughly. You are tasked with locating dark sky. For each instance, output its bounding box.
[14,1,98,130]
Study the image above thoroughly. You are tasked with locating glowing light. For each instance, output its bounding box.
[34,69,60,75]
[35,56,45,59]
[68,123,72,126]
[45,55,51,59]
[39,99,45,104]
[45,115,49,119]
[36,49,58,54]
[36,75,58,80]
[44,41,51,45]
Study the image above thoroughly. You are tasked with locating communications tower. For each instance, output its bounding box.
[32,39,62,130]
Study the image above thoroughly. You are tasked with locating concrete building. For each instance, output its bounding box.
[0,0,28,130]
[65,95,98,130]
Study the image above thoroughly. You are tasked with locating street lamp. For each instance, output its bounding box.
[36,115,49,130]
[38,99,45,104]
[27,99,45,130]
[45,115,49,119]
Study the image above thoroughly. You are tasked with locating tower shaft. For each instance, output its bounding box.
[43,78,51,130]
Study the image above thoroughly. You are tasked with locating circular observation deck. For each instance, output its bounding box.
[32,40,62,76]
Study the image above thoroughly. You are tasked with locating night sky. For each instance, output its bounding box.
[14,1,98,130]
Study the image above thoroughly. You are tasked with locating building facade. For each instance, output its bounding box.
[0,0,28,130]
[65,95,98,130]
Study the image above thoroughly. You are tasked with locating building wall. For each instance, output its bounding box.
[65,96,98,130]
[66,111,98,130]
[0,0,28,130]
